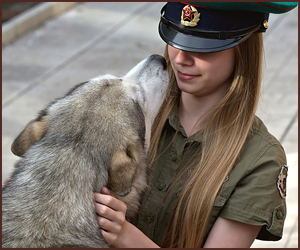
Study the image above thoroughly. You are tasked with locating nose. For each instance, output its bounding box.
[174,49,194,67]
[149,54,167,69]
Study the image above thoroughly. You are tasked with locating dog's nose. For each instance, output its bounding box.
[161,56,167,69]
[150,54,167,69]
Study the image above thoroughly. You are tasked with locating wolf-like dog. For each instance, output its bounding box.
[2,54,169,248]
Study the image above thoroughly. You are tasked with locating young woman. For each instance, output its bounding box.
[94,2,297,248]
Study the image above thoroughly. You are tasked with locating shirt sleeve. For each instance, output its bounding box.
[219,143,287,240]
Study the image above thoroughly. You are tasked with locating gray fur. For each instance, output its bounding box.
[2,54,168,248]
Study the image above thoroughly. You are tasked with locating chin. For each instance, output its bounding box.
[177,81,201,95]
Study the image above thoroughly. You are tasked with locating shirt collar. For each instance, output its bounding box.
[167,107,203,143]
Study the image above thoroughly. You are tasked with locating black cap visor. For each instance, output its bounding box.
[159,21,251,53]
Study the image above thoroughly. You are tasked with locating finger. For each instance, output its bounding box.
[98,216,121,234]
[101,186,110,195]
[95,203,116,221]
[95,202,126,226]
[100,229,117,246]
[94,193,127,213]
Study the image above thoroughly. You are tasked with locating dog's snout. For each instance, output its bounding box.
[149,54,167,69]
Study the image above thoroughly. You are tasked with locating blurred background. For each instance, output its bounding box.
[2,2,40,23]
[2,2,298,248]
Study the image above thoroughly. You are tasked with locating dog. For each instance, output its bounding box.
[2,54,169,248]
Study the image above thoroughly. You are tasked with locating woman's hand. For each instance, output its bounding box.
[94,186,128,246]
[94,187,159,248]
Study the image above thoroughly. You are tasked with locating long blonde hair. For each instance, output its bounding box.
[148,33,264,248]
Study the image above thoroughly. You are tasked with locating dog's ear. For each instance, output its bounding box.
[11,111,48,157]
[108,144,140,197]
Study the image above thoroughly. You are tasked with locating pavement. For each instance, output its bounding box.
[2,2,298,248]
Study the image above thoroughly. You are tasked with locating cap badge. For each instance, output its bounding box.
[181,5,200,27]
[277,165,288,198]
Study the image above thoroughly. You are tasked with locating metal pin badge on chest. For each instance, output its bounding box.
[181,5,200,27]
[277,165,288,198]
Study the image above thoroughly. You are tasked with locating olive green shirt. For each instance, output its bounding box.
[133,109,287,246]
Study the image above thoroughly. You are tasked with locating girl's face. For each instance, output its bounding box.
[168,45,236,99]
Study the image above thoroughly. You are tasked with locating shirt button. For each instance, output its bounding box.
[276,210,284,219]
[144,215,154,223]
[171,152,177,161]
[157,182,166,191]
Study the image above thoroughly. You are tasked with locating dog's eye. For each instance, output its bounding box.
[126,148,132,158]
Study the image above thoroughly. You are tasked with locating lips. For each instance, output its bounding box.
[177,71,199,81]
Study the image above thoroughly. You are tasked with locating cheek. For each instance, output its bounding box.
[224,49,236,77]
[212,53,235,81]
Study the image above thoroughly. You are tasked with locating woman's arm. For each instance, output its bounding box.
[203,216,261,248]
[95,187,261,248]
[94,187,159,248]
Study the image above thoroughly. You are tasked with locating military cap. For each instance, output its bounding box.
[159,2,298,52]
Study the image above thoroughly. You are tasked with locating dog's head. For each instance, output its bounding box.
[11,54,169,197]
